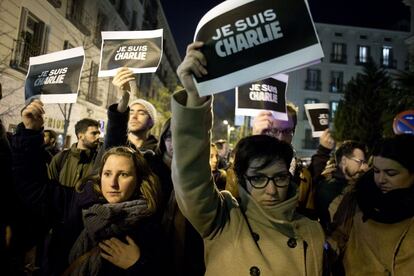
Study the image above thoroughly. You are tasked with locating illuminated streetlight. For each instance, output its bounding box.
[223,120,233,142]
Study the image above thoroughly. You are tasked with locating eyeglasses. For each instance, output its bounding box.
[244,172,291,189]
[263,128,294,137]
[348,156,368,167]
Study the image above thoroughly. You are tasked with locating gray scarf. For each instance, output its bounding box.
[68,198,151,276]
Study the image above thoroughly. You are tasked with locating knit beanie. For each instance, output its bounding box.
[129,99,157,128]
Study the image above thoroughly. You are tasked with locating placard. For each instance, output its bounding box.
[235,74,288,120]
[304,103,329,137]
[25,47,85,104]
[193,0,323,96]
[98,29,163,77]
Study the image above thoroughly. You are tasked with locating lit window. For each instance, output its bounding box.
[357,45,370,64]
[330,101,339,120]
[381,46,394,68]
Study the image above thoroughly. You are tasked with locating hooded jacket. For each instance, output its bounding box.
[171,90,324,276]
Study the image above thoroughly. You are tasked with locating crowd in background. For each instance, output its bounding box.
[0,41,413,276]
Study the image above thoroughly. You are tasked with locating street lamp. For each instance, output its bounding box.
[223,120,234,143]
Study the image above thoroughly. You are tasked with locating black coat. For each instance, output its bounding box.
[12,123,164,275]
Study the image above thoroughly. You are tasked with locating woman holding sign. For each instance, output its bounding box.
[12,100,165,275]
[171,41,324,275]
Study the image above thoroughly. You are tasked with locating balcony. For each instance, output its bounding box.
[305,80,322,91]
[380,58,397,69]
[330,53,347,64]
[9,39,41,73]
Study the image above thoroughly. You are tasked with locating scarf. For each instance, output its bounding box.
[68,198,151,276]
[356,170,414,224]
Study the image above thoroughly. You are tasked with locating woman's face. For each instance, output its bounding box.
[373,156,414,193]
[210,146,219,171]
[101,155,137,203]
[245,158,290,208]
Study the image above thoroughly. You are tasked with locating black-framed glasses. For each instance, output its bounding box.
[244,172,291,189]
[348,156,368,167]
[263,128,294,137]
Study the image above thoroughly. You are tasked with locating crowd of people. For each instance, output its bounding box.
[0,40,413,276]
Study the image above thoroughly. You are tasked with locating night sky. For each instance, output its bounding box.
[159,0,411,135]
[161,0,410,58]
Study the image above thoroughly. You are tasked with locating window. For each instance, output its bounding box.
[330,71,344,93]
[86,61,102,105]
[360,35,367,40]
[47,0,62,8]
[305,69,321,91]
[381,46,396,68]
[303,98,320,120]
[63,40,74,49]
[334,32,343,37]
[66,0,91,35]
[330,101,339,120]
[356,45,370,64]
[331,43,347,64]
[10,8,48,72]
[303,129,318,149]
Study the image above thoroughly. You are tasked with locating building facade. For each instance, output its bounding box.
[287,23,409,158]
[0,0,180,148]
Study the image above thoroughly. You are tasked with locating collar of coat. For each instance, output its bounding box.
[238,186,299,237]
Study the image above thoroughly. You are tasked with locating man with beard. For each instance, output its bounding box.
[48,118,102,187]
[315,140,369,231]
[104,67,158,154]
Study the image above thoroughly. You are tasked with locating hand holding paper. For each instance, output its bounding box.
[319,129,335,150]
[112,67,135,92]
[252,110,275,135]
[22,99,45,131]
[176,42,208,107]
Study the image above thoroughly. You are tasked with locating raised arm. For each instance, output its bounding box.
[171,42,228,237]
[104,68,136,149]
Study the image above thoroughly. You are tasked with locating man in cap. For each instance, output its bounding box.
[104,67,158,153]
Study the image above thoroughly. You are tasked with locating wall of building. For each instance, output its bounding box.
[0,0,180,147]
[287,23,409,158]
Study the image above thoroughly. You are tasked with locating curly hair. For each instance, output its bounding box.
[76,146,162,213]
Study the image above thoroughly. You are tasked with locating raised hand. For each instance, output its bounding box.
[112,67,135,92]
[252,110,275,135]
[319,129,335,150]
[176,41,208,106]
[99,236,141,270]
[21,99,45,130]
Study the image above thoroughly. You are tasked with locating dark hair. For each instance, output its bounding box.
[287,102,298,129]
[77,146,162,213]
[44,129,57,141]
[335,140,367,164]
[74,118,99,138]
[233,135,293,189]
[372,134,414,173]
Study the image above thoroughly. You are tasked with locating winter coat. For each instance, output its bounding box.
[329,170,414,275]
[12,123,164,276]
[48,142,101,187]
[171,91,324,276]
